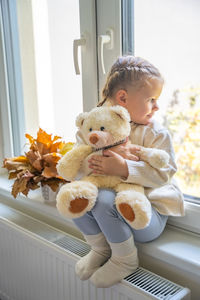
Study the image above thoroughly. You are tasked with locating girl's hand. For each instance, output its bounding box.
[108,143,140,161]
[88,150,128,178]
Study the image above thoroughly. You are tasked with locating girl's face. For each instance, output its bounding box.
[115,78,163,125]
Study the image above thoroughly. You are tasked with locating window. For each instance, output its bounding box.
[0,0,199,232]
[1,0,122,154]
[0,0,98,159]
[134,0,200,201]
[17,0,96,142]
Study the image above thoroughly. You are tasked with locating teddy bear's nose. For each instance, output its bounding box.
[89,134,99,144]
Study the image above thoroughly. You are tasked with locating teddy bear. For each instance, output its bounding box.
[56,105,169,229]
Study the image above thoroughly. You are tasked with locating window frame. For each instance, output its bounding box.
[122,0,134,55]
[0,0,25,157]
[0,0,14,160]
[96,0,122,97]
[168,201,200,235]
[79,0,98,111]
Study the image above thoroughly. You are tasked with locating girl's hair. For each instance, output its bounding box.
[97,56,163,107]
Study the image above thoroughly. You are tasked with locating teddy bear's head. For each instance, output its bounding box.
[76,106,131,149]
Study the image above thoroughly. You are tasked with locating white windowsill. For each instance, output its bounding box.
[1,173,200,234]
[0,174,200,297]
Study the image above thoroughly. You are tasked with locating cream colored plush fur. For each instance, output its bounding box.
[56,106,169,229]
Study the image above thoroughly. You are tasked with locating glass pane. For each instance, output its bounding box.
[122,0,134,55]
[134,0,200,198]
[16,0,82,142]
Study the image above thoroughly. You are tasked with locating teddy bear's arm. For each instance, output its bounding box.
[137,146,169,169]
[57,145,92,181]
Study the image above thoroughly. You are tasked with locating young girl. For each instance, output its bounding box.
[73,56,184,288]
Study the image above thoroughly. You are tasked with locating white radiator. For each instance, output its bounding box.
[0,203,191,300]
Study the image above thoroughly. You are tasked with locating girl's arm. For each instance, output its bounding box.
[89,129,176,188]
[121,130,177,188]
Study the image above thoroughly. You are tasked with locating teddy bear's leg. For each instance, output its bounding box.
[56,181,98,219]
[115,183,152,230]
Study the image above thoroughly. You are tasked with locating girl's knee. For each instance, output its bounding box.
[134,227,164,243]
[92,188,116,214]
[133,211,168,243]
[97,188,116,205]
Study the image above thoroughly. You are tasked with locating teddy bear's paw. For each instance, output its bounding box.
[115,191,152,230]
[56,181,98,218]
[148,150,169,169]
[68,198,89,214]
[118,203,135,222]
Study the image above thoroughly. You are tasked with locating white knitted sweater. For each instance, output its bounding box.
[75,120,185,217]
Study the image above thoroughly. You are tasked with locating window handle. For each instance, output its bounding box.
[73,38,86,75]
[98,28,114,74]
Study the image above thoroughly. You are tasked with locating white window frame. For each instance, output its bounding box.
[0,2,13,161]
[0,0,25,158]
[168,201,200,235]
[0,0,199,236]
[78,0,98,111]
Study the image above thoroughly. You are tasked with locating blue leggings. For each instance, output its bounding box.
[73,189,168,243]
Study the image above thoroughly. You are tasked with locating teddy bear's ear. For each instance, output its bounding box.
[76,112,88,128]
[111,106,130,122]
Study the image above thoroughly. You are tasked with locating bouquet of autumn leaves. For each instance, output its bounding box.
[3,128,74,198]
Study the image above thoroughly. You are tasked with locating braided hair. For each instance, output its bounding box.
[97,56,163,107]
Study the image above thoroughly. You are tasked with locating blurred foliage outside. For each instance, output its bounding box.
[163,85,200,198]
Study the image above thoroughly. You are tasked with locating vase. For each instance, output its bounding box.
[41,185,59,203]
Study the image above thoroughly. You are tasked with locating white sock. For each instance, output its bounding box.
[75,232,111,280]
[90,235,138,288]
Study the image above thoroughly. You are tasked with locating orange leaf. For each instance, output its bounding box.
[37,128,52,144]
[36,141,50,155]
[9,171,19,179]
[12,156,28,163]
[42,178,63,192]
[12,179,20,198]
[42,166,58,178]
[26,150,43,171]
[22,187,29,196]
[25,133,35,145]
[46,182,59,192]
[23,170,35,179]
[3,158,30,171]
[33,175,44,183]
[43,153,61,164]
[28,181,40,191]
[29,143,38,152]
[52,135,62,143]
[12,176,29,198]
[50,142,63,153]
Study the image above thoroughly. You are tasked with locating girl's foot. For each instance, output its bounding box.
[75,232,111,280]
[90,235,138,287]
[75,249,111,280]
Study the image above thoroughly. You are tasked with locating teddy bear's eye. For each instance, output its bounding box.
[89,128,92,132]
[100,126,105,131]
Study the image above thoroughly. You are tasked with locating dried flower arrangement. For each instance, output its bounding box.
[3,128,74,198]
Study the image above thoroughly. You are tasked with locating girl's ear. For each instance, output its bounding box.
[115,89,128,107]
[76,112,88,128]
